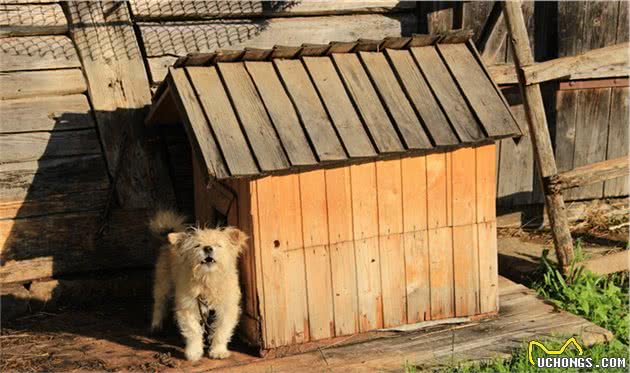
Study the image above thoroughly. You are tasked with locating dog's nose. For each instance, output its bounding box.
[204,246,213,254]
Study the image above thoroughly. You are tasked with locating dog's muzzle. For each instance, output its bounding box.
[202,256,215,264]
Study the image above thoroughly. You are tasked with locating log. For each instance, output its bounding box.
[0,36,81,72]
[64,1,175,208]
[0,3,67,38]
[549,157,629,192]
[522,43,629,85]
[129,0,415,20]
[503,1,574,271]
[0,69,86,100]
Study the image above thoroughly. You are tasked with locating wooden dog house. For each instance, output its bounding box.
[146,33,521,353]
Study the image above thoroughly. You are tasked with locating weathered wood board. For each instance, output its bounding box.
[0,95,94,133]
[130,0,415,20]
[142,13,418,82]
[0,36,81,72]
[604,87,629,196]
[0,155,109,219]
[0,69,86,100]
[0,3,67,37]
[0,209,153,284]
[0,130,101,164]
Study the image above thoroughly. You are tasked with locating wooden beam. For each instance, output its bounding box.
[63,1,174,208]
[549,156,629,191]
[582,251,629,276]
[522,43,629,85]
[502,1,574,271]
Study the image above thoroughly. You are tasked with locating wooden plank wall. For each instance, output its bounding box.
[0,2,162,296]
[555,1,629,200]
[421,1,629,208]
[241,146,498,349]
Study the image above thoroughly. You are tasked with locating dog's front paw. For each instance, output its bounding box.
[185,344,204,361]
[208,347,231,359]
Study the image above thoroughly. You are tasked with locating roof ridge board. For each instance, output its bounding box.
[169,30,474,68]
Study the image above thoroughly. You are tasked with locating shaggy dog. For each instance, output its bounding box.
[149,210,247,361]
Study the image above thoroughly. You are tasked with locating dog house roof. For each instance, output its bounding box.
[147,30,522,180]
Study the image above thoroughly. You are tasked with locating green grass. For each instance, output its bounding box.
[405,245,629,372]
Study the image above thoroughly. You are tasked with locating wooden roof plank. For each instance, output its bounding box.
[437,43,521,138]
[274,59,347,162]
[186,66,259,176]
[410,46,485,143]
[385,49,459,146]
[303,56,376,158]
[167,67,229,179]
[245,61,318,167]
[332,53,404,153]
[359,51,433,149]
[217,62,290,171]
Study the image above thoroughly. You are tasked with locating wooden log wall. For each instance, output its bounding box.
[420,1,629,209]
[0,1,161,313]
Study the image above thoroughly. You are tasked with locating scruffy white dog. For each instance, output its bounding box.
[149,210,247,361]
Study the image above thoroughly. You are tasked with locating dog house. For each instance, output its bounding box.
[146,34,521,354]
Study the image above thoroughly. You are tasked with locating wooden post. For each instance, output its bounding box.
[502,1,574,271]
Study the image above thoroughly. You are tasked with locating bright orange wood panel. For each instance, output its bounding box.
[428,227,454,319]
[325,166,359,336]
[350,162,383,331]
[299,170,334,340]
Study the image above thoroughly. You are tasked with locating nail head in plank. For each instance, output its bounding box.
[437,43,521,137]
[186,66,259,176]
[217,62,290,171]
[274,59,347,161]
[244,61,317,167]
[386,49,458,146]
[303,56,376,158]
[360,51,432,149]
[332,53,403,153]
[410,46,484,143]
[168,67,228,179]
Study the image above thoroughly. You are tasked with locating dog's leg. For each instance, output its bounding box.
[208,302,240,359]
[175,298,204,361]
[151,254,171,331]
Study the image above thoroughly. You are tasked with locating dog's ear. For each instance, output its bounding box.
[167,232,186,245]
[223,227,248,253]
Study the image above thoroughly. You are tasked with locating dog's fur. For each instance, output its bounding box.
[149,210,247,361]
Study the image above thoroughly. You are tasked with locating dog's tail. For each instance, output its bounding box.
[149,209,186,240]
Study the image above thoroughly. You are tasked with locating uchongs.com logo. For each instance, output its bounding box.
[528,337,627,369]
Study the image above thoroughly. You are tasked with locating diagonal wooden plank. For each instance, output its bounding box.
[186,66,258,176]
[244,61,317,167]
[168,67,228,179]
[385,49,459,146]
[437,43,521,138]
[410,46,484,143]
[302,56,376,158]
[217,62,290,171]
[332,53,404,153]
[360,52,432,149]
[274,59,346,162]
